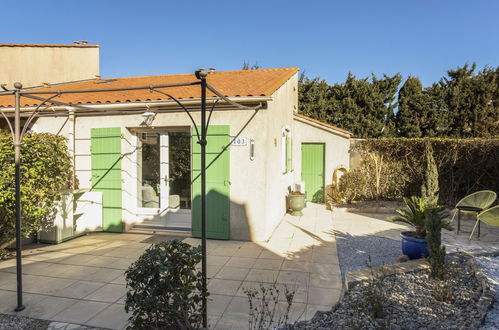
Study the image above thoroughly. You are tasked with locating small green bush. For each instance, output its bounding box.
[0,130,71,247]
[124,240,208,330]
[357,256,394,328]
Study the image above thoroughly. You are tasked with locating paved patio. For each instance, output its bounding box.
[0,232,177,329]
[332,207,499,254]
[0,203,341,329]
[186,203,341,328]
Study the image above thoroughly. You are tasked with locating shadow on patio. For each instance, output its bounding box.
[0,203,342,329]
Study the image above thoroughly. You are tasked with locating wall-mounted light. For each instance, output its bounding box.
[141,111,156,126]
[250,139,255,160]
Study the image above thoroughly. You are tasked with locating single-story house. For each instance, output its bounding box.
[0,67,351,241]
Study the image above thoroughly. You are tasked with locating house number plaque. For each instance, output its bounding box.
[231,137,248,146]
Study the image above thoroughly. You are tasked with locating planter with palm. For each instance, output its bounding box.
[390,196,451,259]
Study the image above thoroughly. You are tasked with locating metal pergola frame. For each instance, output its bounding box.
[0,69,262,328]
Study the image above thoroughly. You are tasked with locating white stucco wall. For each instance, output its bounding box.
[33,73,298,242]
[292,117,351,188]
[259,74,298,239]
[0,45,100,89]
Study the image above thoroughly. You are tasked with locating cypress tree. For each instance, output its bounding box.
[441,63,498,137]
[298,72,401,138]
[396,77,425,137]
[425,208,446,280]
[421,140,439,206]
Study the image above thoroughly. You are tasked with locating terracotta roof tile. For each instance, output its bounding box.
[0,67,299,108]
[294,113,353,136]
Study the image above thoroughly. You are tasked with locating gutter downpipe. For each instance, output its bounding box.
[67,107,76,187]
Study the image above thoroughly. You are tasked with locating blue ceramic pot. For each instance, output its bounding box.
[400,231,428,259]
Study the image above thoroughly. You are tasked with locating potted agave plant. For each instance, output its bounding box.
[389,196,451,259]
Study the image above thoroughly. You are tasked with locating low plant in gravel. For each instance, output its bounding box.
[243,283,296,330]
[349,257,394,329]
[293,256,482,330]
[432,256,462,303]
[124,240,208,330]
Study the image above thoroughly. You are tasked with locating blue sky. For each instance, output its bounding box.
[3,0,498,86]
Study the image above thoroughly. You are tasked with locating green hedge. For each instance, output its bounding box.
[341,138,499,206]
[0,130,71,246]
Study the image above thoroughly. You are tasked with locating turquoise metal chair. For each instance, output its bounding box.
[470,205,499,239]
[452,190,496,237]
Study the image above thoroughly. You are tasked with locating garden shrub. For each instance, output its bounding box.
[339,151,408,202]
[0,130,71,247]
[124,240,208,330]
[346,138,499,205]
[338,169,367,203]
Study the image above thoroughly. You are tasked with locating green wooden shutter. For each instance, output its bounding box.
[191,126,230,239]
[91,127,123,232]
[301,143,325,202]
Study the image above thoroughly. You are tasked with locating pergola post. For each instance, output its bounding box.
[14,82,25,312]
[196,68,209,329]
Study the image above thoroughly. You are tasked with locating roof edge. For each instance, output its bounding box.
[293,113,353,137]
[0,43,99,48]
[0,95,272,111]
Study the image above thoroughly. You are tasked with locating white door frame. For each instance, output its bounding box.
[133,130,170,215]
[159,133,169,211]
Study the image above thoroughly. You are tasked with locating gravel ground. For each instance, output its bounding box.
[335,233,401,277]
[0,314,50,330]
[476,256,499,330]
[0,314,105,330]
[294,257,483,330]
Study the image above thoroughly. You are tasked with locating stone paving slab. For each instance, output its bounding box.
[0,204,342,329]
[0,232,171,330]
[334,207,499,254]
[184,203,342,329]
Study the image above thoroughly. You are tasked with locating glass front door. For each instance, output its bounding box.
[137,132,169,211]
[136,130,191,213]
[168,132,191,209]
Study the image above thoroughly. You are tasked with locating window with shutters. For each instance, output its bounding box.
[281,126,292,173]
